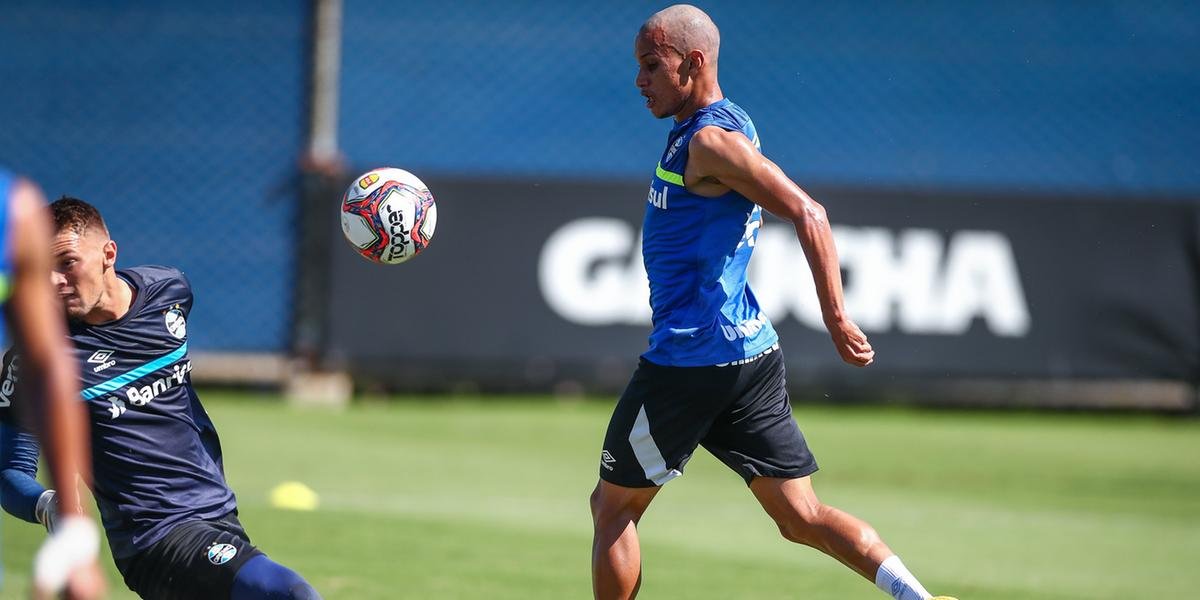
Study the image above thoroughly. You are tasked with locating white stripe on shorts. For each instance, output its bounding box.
[630,405,682,486]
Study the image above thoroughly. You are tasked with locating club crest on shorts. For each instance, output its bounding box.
[164,306,187,339]
[206,542,238,565]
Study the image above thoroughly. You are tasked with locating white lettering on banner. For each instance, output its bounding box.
[538,220,1030,337]
[537,218,651,326]
[939,231,1031,336]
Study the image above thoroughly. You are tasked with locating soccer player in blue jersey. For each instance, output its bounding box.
[0,173,105,599]
[589,6,956,600]
[0,198,320,599]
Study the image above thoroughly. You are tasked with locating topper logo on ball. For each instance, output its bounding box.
[339,167,438,265]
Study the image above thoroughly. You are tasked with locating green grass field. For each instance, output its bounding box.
[2,392,1197,599]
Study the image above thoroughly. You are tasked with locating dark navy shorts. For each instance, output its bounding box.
[599,345,818,487]
[115,512,262,600]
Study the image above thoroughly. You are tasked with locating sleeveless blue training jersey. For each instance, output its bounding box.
[641,98,779,366]
[0,266,237,558]
[0,169,12,350]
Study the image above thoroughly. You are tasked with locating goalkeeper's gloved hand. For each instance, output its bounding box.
[34,489,59,533]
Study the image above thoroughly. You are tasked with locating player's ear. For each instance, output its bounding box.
[685,50,704,74]
[102,239,117,269]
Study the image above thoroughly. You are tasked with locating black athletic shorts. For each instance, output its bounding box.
[599,345,818,487]
[114,512,262,600]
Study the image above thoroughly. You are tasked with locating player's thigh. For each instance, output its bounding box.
[116,516,262,600]
[700,349,818,483]
[599,359,738,487]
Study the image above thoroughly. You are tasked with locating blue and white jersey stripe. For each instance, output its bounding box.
[81,343,187,400]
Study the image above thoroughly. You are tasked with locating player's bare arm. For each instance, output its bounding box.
[8,181,94,507]
[686,127,874,367]
[9,181,105,599]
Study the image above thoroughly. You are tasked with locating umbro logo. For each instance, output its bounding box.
[88,350,117,373]
[600,450,616,471]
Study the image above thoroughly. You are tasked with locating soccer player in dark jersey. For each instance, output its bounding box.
[0,172,105,599]
[589,6,956,600]
[0,197,320,599]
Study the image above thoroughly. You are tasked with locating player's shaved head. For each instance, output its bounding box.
[640,4,720,66]
[50,196,109,239]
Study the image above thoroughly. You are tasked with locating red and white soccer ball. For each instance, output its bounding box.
[340,167,438,264]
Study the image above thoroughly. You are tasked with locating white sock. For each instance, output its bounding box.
[874,555,932,600]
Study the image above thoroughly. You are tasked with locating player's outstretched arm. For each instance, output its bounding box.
[688,126,874,367]
[8,180,106,599]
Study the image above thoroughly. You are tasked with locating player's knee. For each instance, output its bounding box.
[774,501,826,545]
[589,484,624,524]
[590,494,631,530]
[285,581,322,600]
[232,555,321,600]
[589,484,603,520]
[589,485,648,532]
[776,519,816,545]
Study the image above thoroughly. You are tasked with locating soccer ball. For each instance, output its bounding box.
[340,167,438,264]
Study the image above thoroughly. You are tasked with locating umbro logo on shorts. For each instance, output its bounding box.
[600,450,616,471]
